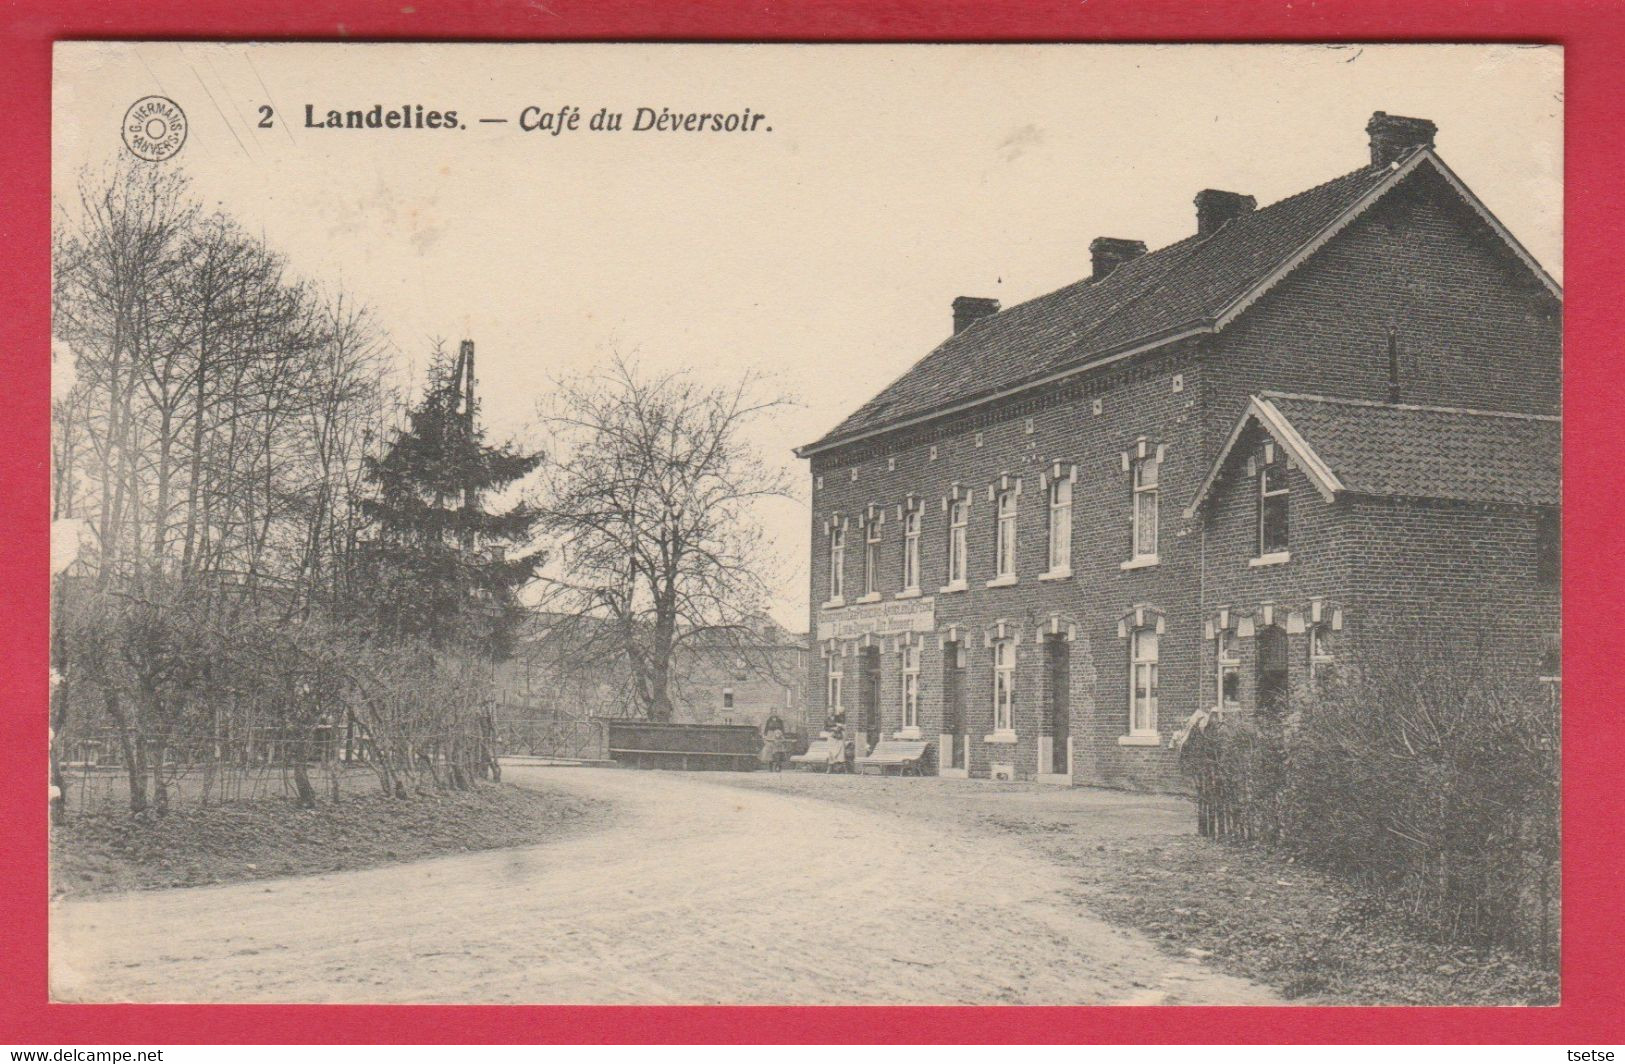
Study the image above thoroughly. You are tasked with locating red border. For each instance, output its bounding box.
[4,0,1622,1045]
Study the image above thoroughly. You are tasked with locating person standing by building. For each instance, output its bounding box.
[761,712,787,772]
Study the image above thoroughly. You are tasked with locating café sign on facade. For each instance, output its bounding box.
[816,597,936,642]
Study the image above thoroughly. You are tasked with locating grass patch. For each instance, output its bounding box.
[712,773,1556,1005]
[1058,832,1558,1006]
[51,779,608,897]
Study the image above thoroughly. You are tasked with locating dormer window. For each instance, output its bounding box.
[1258,455,1289,559]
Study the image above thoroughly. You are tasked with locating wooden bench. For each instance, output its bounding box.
[605,721,763,771]
[789,738,849,772]
[855,739,931,776]
[611,748,758,770]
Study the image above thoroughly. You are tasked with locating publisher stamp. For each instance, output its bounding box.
[121,95,187,161]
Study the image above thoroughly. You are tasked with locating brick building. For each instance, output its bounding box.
[794,112,1561,791]
[495,613,810,733]
[660,625,812,733]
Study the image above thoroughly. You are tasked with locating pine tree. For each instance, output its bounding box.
[356,341,543,657]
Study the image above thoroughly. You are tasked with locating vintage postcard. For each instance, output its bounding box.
[47,41,1561,1007]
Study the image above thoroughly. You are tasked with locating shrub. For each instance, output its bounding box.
[1179,633,1559,958]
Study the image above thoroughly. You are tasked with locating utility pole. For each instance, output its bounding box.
[457,339,478,552]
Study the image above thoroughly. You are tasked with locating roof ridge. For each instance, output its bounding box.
[1259,390,1561,423]
[882,166,1389,396]
[1066,235,1209,347]
[938,162,1385,347]
[1253,160,1389,213]
[957,162,1397,367]
[801,149,1548,457]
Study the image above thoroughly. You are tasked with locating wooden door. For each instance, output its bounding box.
[861,647,881,752]
[943,642,966,768]
[1048,636,1070,773]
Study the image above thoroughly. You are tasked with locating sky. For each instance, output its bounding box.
[53,43,1563,629]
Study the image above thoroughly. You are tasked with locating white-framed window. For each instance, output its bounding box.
[864,520,882,597]
[1132,455,1159,560]
[1130,628,1159,735]
[826,658,844,718]
[995,489,1018,579]
[1537,507,1560,588]
[1217,628,1240,709]
[902,507,921,592]
[1308,624,1334,690]
[828,526,845,602]
[900,644,920,730]
[1047,475,1073,573]
[992,640,1016,733]
[947,498,968,586]
[1259,458,1289,556]
[1539,639,1561,706]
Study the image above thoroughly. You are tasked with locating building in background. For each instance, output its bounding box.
[495,613,810,734]
[797,112,1561,790]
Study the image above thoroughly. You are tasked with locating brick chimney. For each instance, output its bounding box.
[952,295,1000,334]
[1194,189,1256,237]
[1089,237,1147,282]
[1366,111,1437,168]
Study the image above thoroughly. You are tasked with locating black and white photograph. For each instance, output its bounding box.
[46,42,1562,1007]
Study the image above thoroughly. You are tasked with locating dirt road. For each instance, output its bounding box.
[51,767,1277,1004]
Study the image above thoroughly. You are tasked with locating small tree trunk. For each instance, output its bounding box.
[103,690,147,814]
[129,736,149,815]
[480,710,502,782]
[418,748,446,791]
[291,761,316,808]
[49,640,70,823]
[149,737,169,816]
[49,746,69,824]
[290,730,317,808]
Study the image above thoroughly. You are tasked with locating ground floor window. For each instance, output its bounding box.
[1130,628,1158,734]
[1257,625,1289,713]
[826,658,844,725]
[900,644,920,729]
[1308,624,1335,691]
[1217,628,1240,709]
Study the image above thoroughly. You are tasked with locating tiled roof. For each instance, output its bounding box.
[806,160,1404,452]
[1257,393,1560,507]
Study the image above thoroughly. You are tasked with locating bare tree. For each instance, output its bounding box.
[49,161,420,814]
[534,357,791,721]
[52,161,197,587]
